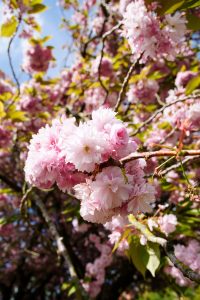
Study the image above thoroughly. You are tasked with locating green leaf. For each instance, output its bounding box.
[128,236,149,277]
[28,4,47,14]
[146,243,160,277]
[180,0,200,10]
[147,71,166,80]
[0,16,18,37]
[8,111,28,122]
[185,75,200,95]
[157,0,185,15]
[24,0,43,5]
[68,286,76,296]
[0,102,6,118]
[186,13,200,30]
[10,0,18,9]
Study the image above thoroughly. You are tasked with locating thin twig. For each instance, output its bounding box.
[98,21,123,99]
[7,15,22,97]
[131,91,200,136]
[114,57,140,112]
[120,149,200,165]
[34,196,89,300]
[160,126,178,145]
[160,156,200,176]
[20,187,33,218]
[98,19,109,95]
[164,241,200,284]
[129,216,200,284]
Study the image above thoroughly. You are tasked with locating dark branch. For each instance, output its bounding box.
[164,241,200,284]
[131,90,200,136]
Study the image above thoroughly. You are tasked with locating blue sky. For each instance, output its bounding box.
[0,0,73,82]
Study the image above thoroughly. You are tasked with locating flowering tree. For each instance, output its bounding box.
[1,0,200,299]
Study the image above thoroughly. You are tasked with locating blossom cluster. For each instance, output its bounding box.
[25,107,156,223]
[105,215,129,252]
[22,43,53,73]
[127,79,159,104]
[82,234,112,298]
[123,0,187,62]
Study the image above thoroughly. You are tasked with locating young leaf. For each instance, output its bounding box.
[186,13,200,31]
[157,0,185,15]
[0,102,6,118]
[185,76,200,95]
[28,4,47,14]
[0,16,18,37]
[146,243,160,277]
[128,236,149,277]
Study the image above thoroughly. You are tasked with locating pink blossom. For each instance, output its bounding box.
[119,0,132,14]
[127,79,159,104]
[123,1,187,62]
[127,183,156,214]
[109,124,129,149]
[22,43,53,73]
[90,167,132,210]
[187,103,200,129]
[91,107,120,132]
[92,56,113,78]
[83,238,112,297]
[84,87,117,112]
[61,123,109,172]
[24,117,82,190]
[175,71,197,88]
[0,126,12,148]
[105,215,129,252]
[165,239,200,286]
[24,124,61,189]
[0,78,14,94]
[158,214,177,236]
[75,166,133,224]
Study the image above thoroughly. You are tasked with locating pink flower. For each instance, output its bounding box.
[165,239,200,286]
[119,0,132,14]
[158,214,177,236]
[175,71,197,88]
[56,160,86,192]
[105,215,129,252]
[123,1,187,62]
[24,124,60,189]
[23,43,53,73]
[24,117,82,190]
[0,126,12,148]
[61,123,109,172]
[127,79,159,104]
[92,56,113,78]
[74,167,132,224]
[91,107,120,132]
[128,183,156,214]
[90,167,132,210]
[0,78,14,94]
[109,124,129,149]
[187,103,200,129]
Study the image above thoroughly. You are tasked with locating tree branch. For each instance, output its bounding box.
[34,196,89,300]
[114,56,140,112]
[164,241,200,284]
[129,216,200,284]
[0,172,21,192]
[7,15,22,97]
[98,21,122,100]
[131,90,200,136]
[120,150,200,165]
[159,156,200,176]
